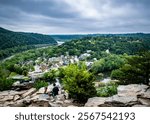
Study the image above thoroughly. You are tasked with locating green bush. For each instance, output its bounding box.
[34,80,48,90]
[97,84,118,97]
[43,69,58,82]
[62,63,97,103]
[0,78,14,91]
[9,72,17,77]
[91,54,126,74]
[111,52,150,85]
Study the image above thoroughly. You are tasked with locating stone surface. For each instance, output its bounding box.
[85,84,150,107]
[0,95,14,102]
[46,85,53,94]
[67,105,78,107]
[13,95,20,101]
[64,100,73,104]
[138,88,150,99]
[56,94,65,101]
[10,102,25,107]
[37,87,46,94]
[138,98,150,106]
[105,95,138,107]
[30,94,40,100]
[30,92,38,98]
[117,84,148,97]
[49,102,62,107]
[0,91,10,96]
[55,101,64,105]
[22,88,36,98]
[12,82,34,91]
[85,97,107,107]
[12,81,20,86]
[0,84,149,107]
[30,100,51,107]
[3,101,15,107]
[39,94,50,100]
[0,95,5,99]
[132,104,148,107]
[0,90,25,96]
[10,90,26,96]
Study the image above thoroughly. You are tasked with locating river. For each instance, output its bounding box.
[57,41,64,46]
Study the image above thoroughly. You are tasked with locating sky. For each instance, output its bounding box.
[0,0,150,34]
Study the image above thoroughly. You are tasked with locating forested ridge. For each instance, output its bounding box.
[0,27,57,59]
[55,35,150,57]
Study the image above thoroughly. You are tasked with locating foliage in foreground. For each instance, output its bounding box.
[0,78,14,91]
[33,80,48,90]
[61,63,97,103]
[97,83,118,97]
[43,69,59,82]
[111,51,150,85]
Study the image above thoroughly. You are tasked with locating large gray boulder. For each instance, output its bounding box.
[46,85,53,93]
[37,87,46,94]
[105,95,138,107]
[85,97,107,107]
[117,84,149,97]
[12,82,34,90]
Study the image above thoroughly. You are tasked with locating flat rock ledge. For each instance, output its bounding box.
[85,84,150,107]
[0,84,149,107]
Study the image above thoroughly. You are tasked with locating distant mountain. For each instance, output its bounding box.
[51,33,150,42]
[0,27,57,50]
[51,34,87,42]
[0,27,57,59]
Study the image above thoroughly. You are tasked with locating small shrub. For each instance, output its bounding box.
[43,69,57,82]
[9,72,17,77]
[97,84,118,97]
[0,78,14,91]
[34,80,48,90]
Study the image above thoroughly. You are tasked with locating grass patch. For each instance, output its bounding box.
[97,83,118,97]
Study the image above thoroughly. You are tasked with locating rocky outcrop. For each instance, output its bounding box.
[1,84,149,107]
[0,85,73,107]
[85,97,107,107]
[12,81,34,91]
[104,95,138,107]
[22,88,37,98]
[85,84,150,107]
[117,84,149,97]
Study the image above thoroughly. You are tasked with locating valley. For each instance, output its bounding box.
[0,27,150,107]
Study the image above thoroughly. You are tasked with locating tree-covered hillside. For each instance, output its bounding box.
[55,35,150,58]
[0,27,57,59]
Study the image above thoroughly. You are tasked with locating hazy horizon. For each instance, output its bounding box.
[0,0,150,34]
[1,26,150,35]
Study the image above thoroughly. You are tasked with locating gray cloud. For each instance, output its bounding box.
[0,0,149,34]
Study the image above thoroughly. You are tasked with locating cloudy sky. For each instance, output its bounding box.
[0,0,150,34]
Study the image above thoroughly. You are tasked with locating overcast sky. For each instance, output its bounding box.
[0,0,150,34]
